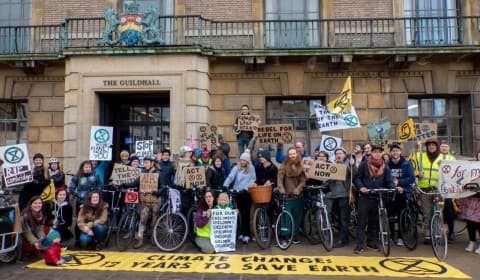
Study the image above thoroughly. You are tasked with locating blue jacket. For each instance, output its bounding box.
[388,156,415,197]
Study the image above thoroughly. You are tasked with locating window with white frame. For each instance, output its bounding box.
[404,0,460,46]
[0,101,28,146]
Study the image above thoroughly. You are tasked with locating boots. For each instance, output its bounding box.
[133,238,144,249]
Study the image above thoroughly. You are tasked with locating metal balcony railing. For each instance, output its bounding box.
[1,15,479,56]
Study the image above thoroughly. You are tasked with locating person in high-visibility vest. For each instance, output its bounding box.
[414,138,441,243]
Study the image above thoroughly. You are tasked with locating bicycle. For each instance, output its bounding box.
[0,187,21,263]
[415,186,448,261]
[368,188,395,257]
[101,184,124,248]
[186,185,203,244]
[271,191,296,250]
[251,185,273,250]
[152,186,188,252]
[115,188,141,251]
[399,190,423,251]
[302,184,333,251]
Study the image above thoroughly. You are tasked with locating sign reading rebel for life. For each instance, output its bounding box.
[0,143,33,187]
[184,166,206,189]
[257,124,294,144]
[89,126,113,160]
[236,113,260,132]
[439,160,480,199]
[307,161,347,181]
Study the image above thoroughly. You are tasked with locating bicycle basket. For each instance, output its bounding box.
[249,185,273,204]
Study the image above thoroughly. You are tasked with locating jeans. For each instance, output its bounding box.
[237,135,251,155]
[79,224,107,248]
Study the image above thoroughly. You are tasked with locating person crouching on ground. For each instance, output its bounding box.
[76,191,108,250]
[195,190,217,254]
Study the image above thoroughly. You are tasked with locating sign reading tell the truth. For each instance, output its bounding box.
[110,163,141,186]
[307,161,347,181]
[257,124,294,144]
[184,166,206,189]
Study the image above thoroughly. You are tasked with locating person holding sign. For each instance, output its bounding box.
[206,156,228,191]
[223,151,256,244]
[233,105,256,155]
[353,145,393,254]
[277,147,307,244]
[76,191,108,250]
[19,153,49,211]
[194,189,216,254]
[326,147,356,248]
[174,145,197,216]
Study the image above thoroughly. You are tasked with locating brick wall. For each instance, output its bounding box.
[42,0,109,24]
[185,0,252,20]
[334,0,393,18]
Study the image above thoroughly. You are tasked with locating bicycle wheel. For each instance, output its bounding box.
[430,213,447,261]
[186,208,196,243]
[379,209,391,257]
[116,211,137,251]
[153,212,188,252]
[275,211,294,250]
[399,207,418,251]
[104,212,116,248]
[318,208,333,251]
[252,206,271,249]
[303,208,321,245]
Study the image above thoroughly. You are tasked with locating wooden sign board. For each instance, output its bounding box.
[307,161,347,181]
[110,163,141,186]
[184,166,206,189]
[199,125,218,150]
[140,173,159,203]
[409,123,437,143]
[257,124,294,144]
[237,114,260,132]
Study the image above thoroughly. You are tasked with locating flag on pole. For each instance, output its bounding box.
[327,76,352,114]
[397,118,416,142]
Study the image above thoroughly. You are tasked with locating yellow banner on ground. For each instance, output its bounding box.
[27,251,470,279]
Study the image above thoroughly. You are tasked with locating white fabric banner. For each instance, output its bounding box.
[314,103,361,132]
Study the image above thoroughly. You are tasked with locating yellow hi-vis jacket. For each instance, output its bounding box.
[413,152,455,189]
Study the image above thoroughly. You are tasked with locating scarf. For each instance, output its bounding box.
[48,168,60,177]
[367,157,385,178]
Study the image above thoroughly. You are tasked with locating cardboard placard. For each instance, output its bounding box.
[140,173,159,203]
[184,166,206,189]
[236,114,260,132]
[257,124,294,144]
[110,163,141,186]
[210,209,237,253]
[409,123,437,143]
[199,125,218,150]
[307,161,347,181]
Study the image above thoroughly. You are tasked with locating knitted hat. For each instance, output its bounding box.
[128,156,140,164]
[240,151,251,162]
[120,150,129,158]
[55,186,68,196]
[259,150,271,162]
[47,229,61,243]
[33,153,44,160]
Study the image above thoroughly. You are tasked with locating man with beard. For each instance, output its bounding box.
[277,147,306,245]
[354,145,393,254]
[412,138,442,244]
[387,143,415,246]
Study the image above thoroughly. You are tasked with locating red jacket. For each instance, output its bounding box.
[44,243,61,265]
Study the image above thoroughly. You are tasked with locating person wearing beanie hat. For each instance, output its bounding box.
[33,153,45,167]
[128,156,140,169]
[44,229,73,265]
[254,149,278,187]
[53,186,73,242]
[223,150,256,244]
[119,150,130,165]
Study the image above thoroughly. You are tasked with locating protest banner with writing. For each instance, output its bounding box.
[257,124,294,144]
[408,123,437,143]
[199,125,219,150]
[439,160,480,199]
[135,140,154,158]
[367,118,393,143]
[307,161,347,181]
[110,163,141,186]
[236,114,260,132]
[210,209,237,252]
[0,143,33,187]
[320,135,342,162]
[184,166,206,189]
[89,126,113,160]
[140,173,159,203]
[314,103,361,132]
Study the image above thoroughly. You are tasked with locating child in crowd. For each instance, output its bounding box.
[43,229,73,265]
[215,192,233,210]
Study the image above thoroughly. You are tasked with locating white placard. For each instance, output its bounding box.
[135,140,154,158]
[210,209,237,253]
[0,143,33,187]
[89,126,113,160]
[439,160,480,199]
[320,134,342,162]
[314,103,361,132]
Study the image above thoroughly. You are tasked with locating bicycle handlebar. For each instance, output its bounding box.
[305,184,329,190]
[368,188,395,193]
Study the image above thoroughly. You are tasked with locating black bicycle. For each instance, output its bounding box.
[302,184,333,251]
[101,184,123,248]
[399,190,422,251]
[115,188,141,251]
[369,188,395,257]
[271,191,295,250]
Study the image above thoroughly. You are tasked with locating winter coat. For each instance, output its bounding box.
[255,163,278,186]
[354,161,394,195]
[44,242,61,265]
[387,156,415,197]
[68,173,102,203]
[277,162,306,194]
[19,167,49,211]
[53,200,73,241]
[223,164,256,191]
[76,202,108,232]
[48,168,65,189]
[206,165,227,190]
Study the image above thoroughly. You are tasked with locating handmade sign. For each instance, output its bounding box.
[307,161,347,181]
[257,124,294,144]
[199,125,219,150]
[210,209,237,252]
[89,126,113,160]
[135,140,154,159]
[236,114,260,132]
[184,166,206,189]
[409,123,437,143]
[0,143,33,187]
[320,135,342,162]
[314,103,361,132]
[110,163,141,186]
[140,173,159,203]
[439,160,480,199]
